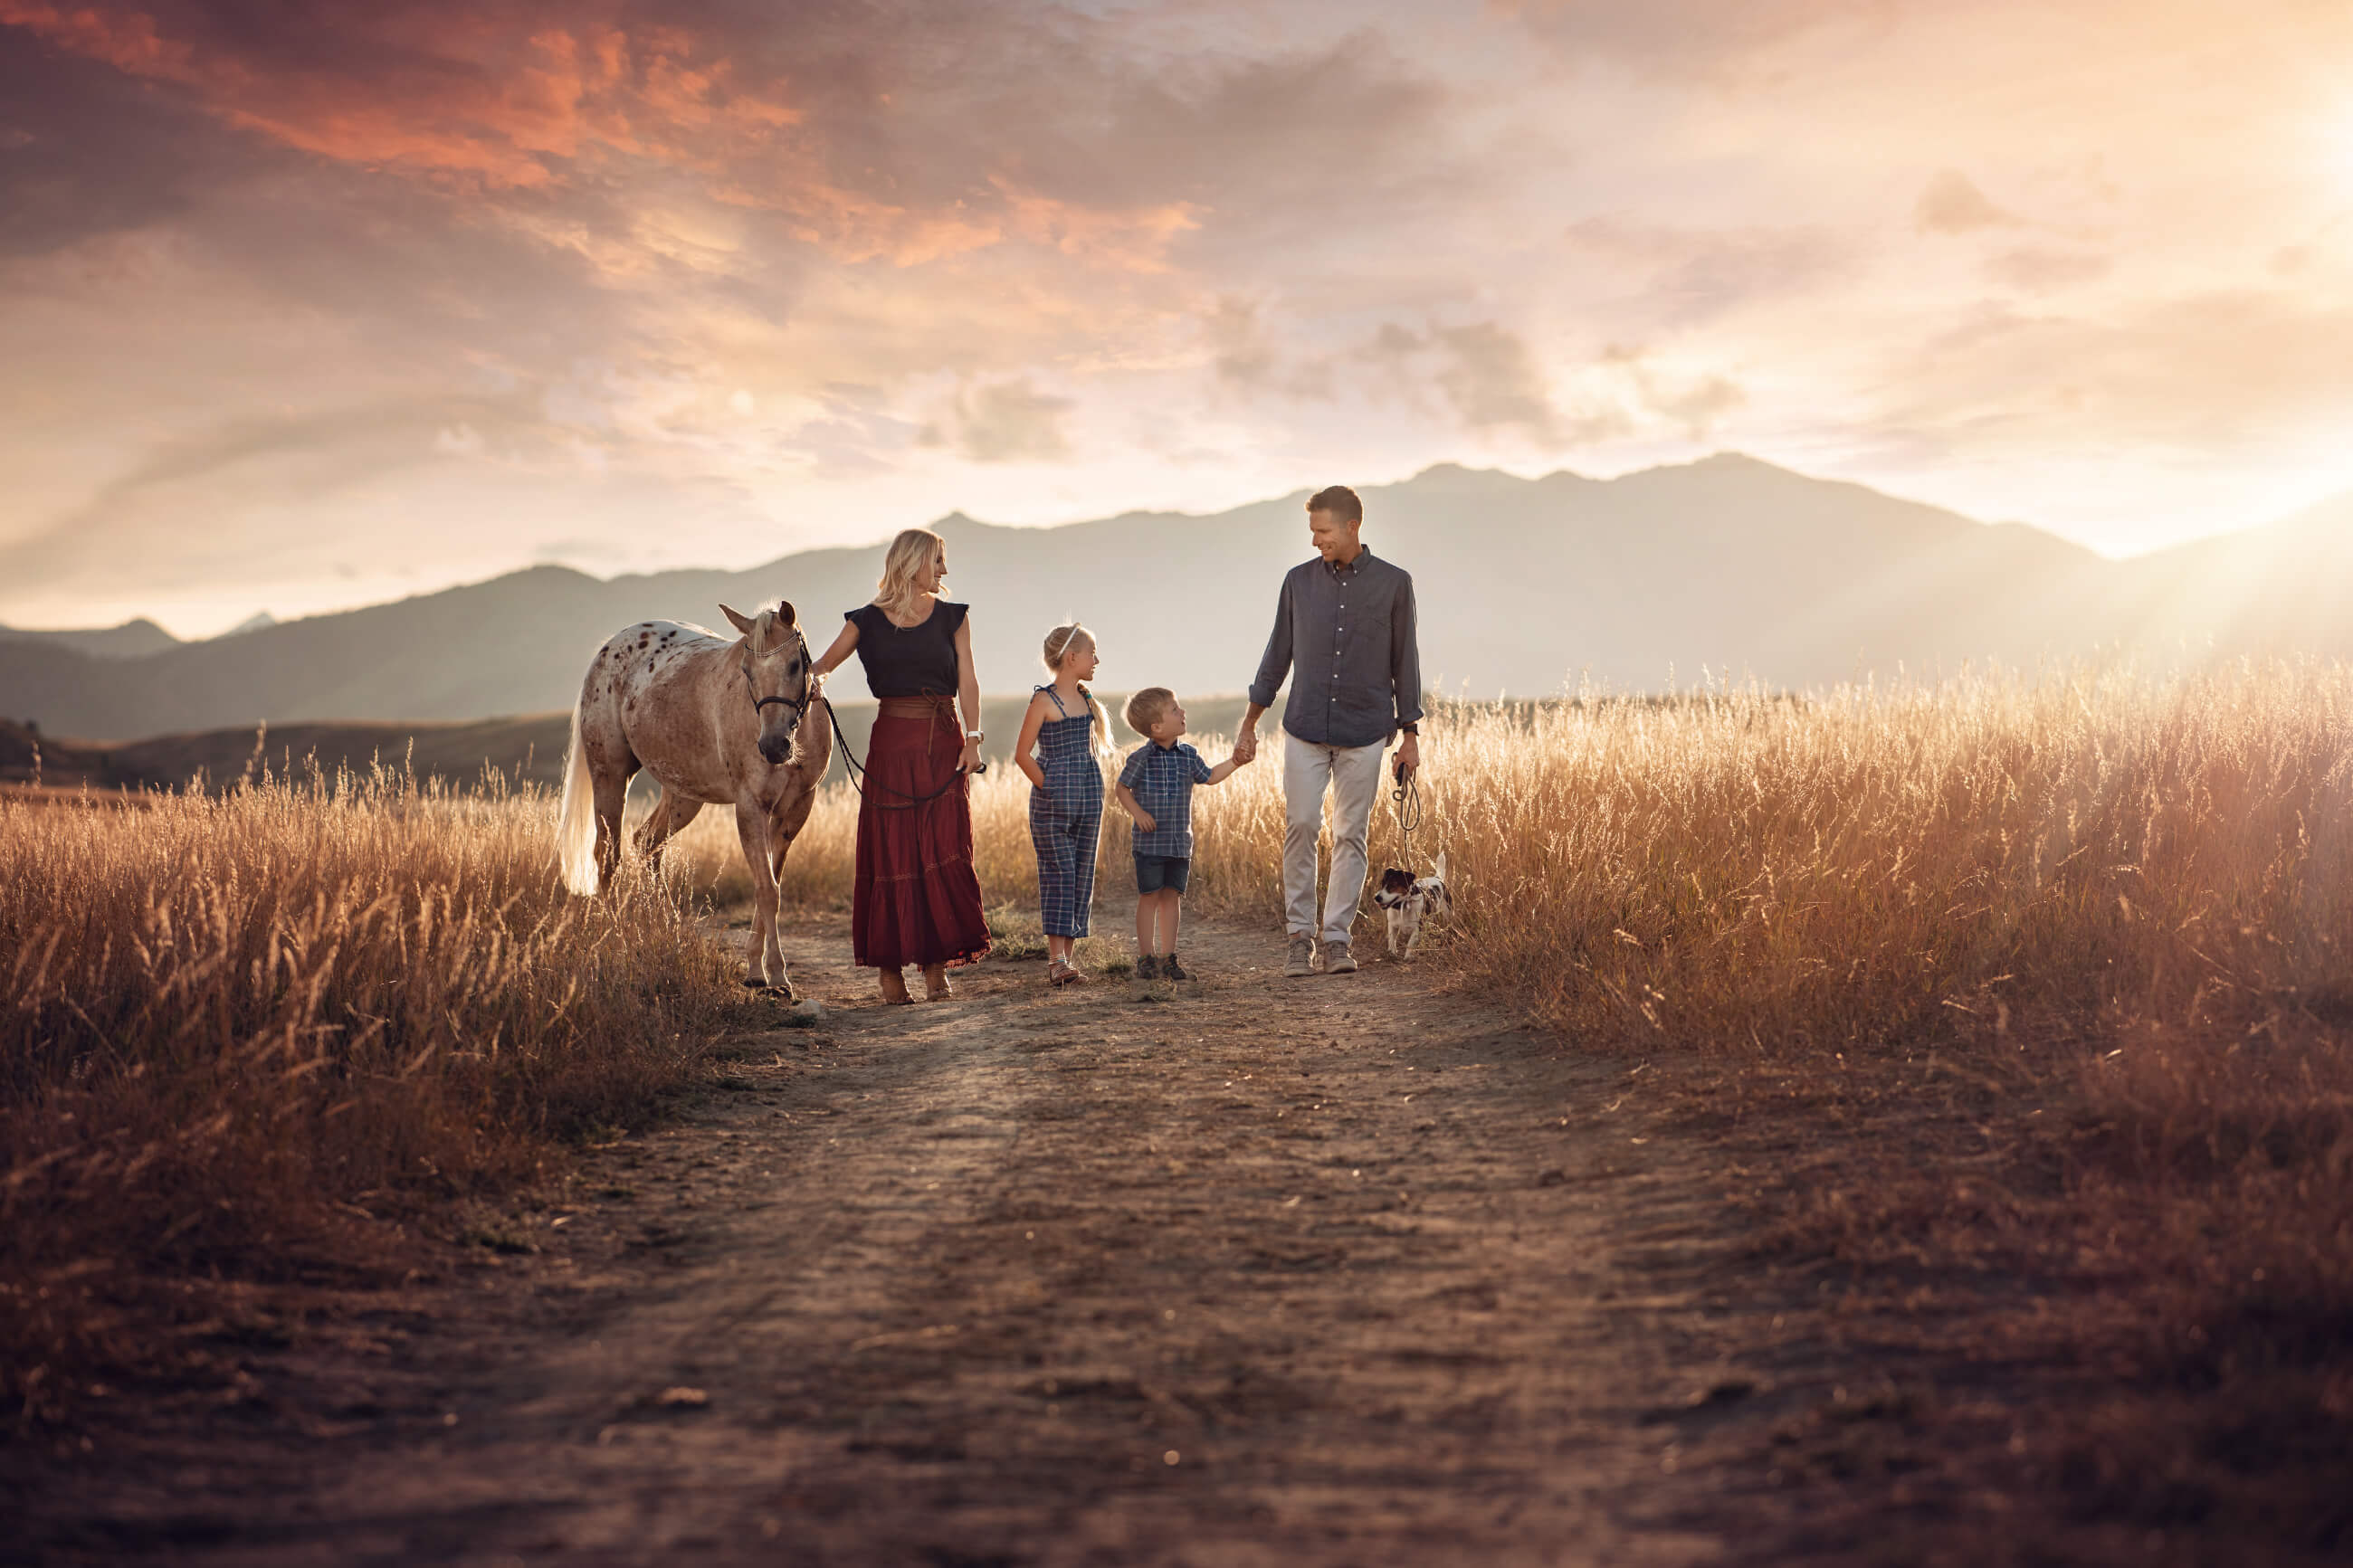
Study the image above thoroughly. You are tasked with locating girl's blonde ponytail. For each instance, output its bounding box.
[1043,622,1109,753]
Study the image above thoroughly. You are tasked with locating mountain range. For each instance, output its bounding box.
[5,454,2349,742]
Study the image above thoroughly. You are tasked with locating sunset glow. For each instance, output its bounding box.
[3,0,2351,634]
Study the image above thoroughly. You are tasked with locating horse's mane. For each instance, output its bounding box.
[743,608,801,656]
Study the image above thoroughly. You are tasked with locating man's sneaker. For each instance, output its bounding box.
[1162,954,1190,982]
[1284,936,1316,978]
[1135,954,1161,983]
[1322,940,1358,974]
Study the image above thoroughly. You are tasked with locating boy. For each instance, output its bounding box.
[1117,688,1250,982]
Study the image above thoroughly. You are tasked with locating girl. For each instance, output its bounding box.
[809,527,992,1003]
[1013,622,1108,987]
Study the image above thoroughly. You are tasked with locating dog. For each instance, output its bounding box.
[1372,851,1450,958]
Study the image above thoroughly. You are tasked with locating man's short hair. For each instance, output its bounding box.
[1125,687,1176,736]
[1306,484,1362,525]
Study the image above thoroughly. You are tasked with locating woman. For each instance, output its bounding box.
[810,527,992,1003]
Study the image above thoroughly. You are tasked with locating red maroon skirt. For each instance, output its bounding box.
[852,701,992,970]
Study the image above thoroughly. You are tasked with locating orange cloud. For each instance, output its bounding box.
[718,180,1201,273]
[0,2,1192,275]
[0,4,788,187]
[0,1,188,75]
[993,179,1203,275]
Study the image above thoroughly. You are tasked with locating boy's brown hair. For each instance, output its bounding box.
[1124,687,1175,737]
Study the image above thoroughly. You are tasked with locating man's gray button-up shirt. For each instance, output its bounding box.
[1247,547,1424,750]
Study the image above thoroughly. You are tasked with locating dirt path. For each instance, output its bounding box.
[48,908,1787,1566]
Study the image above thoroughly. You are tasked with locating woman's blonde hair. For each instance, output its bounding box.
[872,527,946,621]
[1042,622,1108,749]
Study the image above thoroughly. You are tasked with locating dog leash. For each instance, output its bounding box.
[1390,765,1424,867]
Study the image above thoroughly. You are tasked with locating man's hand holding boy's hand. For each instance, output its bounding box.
[1234,726,1258,764]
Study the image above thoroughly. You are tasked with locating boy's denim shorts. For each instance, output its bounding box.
[1133,852,1191,895]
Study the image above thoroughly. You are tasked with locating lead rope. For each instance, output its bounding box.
[822,697,982,808]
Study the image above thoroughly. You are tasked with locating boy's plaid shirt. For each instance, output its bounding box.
[1119,740,1213,858]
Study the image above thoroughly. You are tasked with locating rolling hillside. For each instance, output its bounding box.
[5,453,2346,741]
[0,616,182,660]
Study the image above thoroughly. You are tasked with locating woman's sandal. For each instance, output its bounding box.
[878,968,915,1006]
[921,965,954,1003]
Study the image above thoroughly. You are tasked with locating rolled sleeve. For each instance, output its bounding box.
[1247,575,1295,711]
[1390,571,1424,730]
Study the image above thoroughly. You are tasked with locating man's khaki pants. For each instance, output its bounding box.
[1282,735,1386,945]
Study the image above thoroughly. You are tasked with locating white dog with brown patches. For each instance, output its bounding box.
[1372,851,1449,959]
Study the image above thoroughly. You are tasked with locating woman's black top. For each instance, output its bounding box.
[844,600,967,698]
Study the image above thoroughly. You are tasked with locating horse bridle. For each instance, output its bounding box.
[741,628,815,725]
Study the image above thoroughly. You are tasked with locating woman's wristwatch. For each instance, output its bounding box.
[965,729,985,744]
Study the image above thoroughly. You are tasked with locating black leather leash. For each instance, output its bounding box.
[1391,762,1424,867]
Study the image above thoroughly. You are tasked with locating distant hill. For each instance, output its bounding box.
[0,714,575,793]
[0,693,1254,795]
[0,616,181,660]
[5,454,2348,741]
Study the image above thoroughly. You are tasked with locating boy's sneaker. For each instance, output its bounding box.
[1284,936,1316,977]
[1322,940,1358,974]
[1162,954,1190,982]
[1135,954,1161,983]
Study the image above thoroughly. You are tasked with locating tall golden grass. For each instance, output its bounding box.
[672,664,2353,1050]
[1428,666,2350,1048]
[664,663,2353,1539]
[9,665,2348,1538]
[1,766,747,1422]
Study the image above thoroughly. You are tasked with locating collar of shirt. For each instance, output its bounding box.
[1320,546,1374,582]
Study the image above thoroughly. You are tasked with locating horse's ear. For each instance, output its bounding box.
[776,600,797,629]
[719,603,756,637]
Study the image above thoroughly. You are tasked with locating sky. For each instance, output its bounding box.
[4,0,2351,637]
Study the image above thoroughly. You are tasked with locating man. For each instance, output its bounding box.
[1235,484,1423,977]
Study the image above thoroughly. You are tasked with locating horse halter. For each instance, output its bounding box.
[741,629,814,723]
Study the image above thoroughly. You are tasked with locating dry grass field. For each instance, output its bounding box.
[5,666,2349,1556]
[0,765,761,1429]
[543,663,2353,1552]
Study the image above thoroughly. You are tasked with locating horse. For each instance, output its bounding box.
[556,601,832,996]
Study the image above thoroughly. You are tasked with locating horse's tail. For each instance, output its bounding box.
[556,694,601,896]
